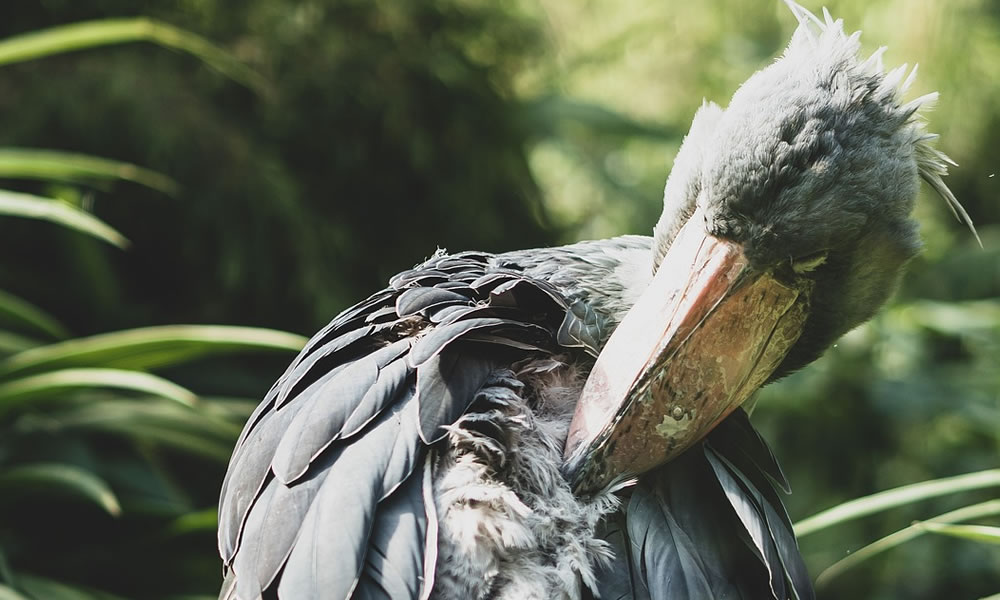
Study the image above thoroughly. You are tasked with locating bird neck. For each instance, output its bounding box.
[498,235,655,345]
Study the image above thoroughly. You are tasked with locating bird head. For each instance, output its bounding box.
[563,2,976,492]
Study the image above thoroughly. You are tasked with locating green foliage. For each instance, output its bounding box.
[0,315,303,598]
[814,500,1000,587]
[0,190,128,248]
[0,149,178,195]
[0,315,303,599]
[0,16,302,600]
[0,325,306,379]
[0,18,266,92]
[795,470,1000,537]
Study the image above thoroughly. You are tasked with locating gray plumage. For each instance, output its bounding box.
[218,3,969,599]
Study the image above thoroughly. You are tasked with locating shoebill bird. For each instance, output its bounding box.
[218,3,976,599]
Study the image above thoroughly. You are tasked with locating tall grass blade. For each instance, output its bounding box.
[0,149,178,195]
[36,399,244,462]
[13,574,127,600]
[0,585,31,600]
[815,500,1000,586]
[165,507,218,537]
[0,368,198,417]
[0,190,127,248]
[0,289,67,340]
[0,332,42,356]
[795,469,1000,537]
[918,521,1000,544]
[0,463,121,516]
[0,325,307,379]
[0,18,267,94]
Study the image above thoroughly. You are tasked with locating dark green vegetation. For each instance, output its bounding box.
[0,1,997,599]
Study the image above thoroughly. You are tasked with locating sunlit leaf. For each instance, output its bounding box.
[0,190,127,248]
[0,332,43,356]
[0,325,307,379]
[0,368,198,417]
[36,399,243,462]
[0,289,67,340]
[198,396,258,421]
[0,585,30,600]
[795,469,1000,537]
[164,507,218,537]
[0,463,121,516]
[815,500,1000,586]
[918,521,1000,545]
[0,149,178,195]
[0,18,267,94]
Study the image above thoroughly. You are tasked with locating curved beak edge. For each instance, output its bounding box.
[563,216,813,493]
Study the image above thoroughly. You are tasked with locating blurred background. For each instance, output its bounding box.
[0,0,996,598]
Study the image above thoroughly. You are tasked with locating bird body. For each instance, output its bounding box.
[218,4,971,599]
[218,241,805,599]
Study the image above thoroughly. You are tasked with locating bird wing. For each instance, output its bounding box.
[589,408,815,600]
[217,251,591,600]
[218,248,814,600]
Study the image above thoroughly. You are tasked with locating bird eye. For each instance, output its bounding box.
[791,250,828,274]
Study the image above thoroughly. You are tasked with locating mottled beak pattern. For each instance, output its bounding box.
[564,210,813,492]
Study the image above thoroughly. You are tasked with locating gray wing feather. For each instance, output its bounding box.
[704,448,812,600]
[220,251,573,599]
[277,393,421,600]
[627,474,737,599]
[218,357,363,563]
[593,411,814,600]
[342,356,412,438]
[218,391,309,564]
[270,340,410,484]
[589,513,650,600]
[395,286,471,317]
[408,317,546,366]
[275,324,378,409]
[415,351,495,444]
[354,454,431,600]
[707,409,791,494]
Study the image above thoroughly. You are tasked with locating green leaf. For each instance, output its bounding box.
[0,149,178,195]
[34,400,243,462]
[0,18,267,94]
[0,332,43,356]
[0,463,121,516]
[164,507,218,537]
[0,325,307,379]
[0,585,30,600]
[0,368,198,417]
[97,455,192,517]
[0,289,67,340]
[0,190,127,248]
[795,469,1000,537]
[13,574,127,600]
[918,521,1000,545]
[815,500,1000,586]
[0,544,14,586]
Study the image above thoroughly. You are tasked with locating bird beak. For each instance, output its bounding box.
[563,209,813,492]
